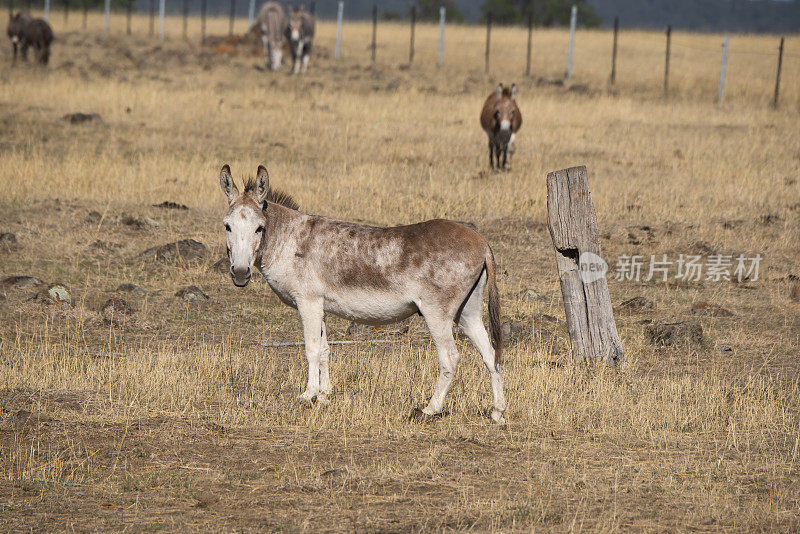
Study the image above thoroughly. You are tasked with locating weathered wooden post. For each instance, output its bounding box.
[566,4,576,78]
[158,0,165,40]
[546,166,624,366]
[610,16,619,85]
[717,35,729,104]
[525,12,533,77]
[183,0,189,39]
[437,6,445,68]
[664,25,671,96]
[409,5,416,64]
[228,0,236,36]
[773,36,784,108]
[484,13,491,74]
[149,0,155,35]
[201,0,207,42]
[370,3,377,63]
[334,0,343,58]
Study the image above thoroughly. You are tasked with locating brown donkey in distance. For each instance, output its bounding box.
[219,165,507,424]
[480,83,522,170]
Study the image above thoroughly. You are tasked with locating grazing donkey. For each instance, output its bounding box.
[256,1,287,71]
[480,83,522,170]
[286,5,315,74]
[218,165,507,424]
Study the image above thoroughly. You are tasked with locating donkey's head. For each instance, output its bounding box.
[490,83,519,134]
[287,7,304,43]
[219,164,270,287]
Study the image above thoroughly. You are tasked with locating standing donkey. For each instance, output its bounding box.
[286,5,314,74]
[256,1,287,71]
[7,12,53,65]
[218,165,507,424]
[480,83,522,170]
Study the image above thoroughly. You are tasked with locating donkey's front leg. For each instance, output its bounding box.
[317,321,332,404]
[297,299,324,404]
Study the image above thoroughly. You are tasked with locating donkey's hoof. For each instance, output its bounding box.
[298,392,316,406]
[316,392,331,406]
[490,409,506,426]
[408,408,446,422]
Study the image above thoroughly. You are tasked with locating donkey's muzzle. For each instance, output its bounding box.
[230,266,252,287]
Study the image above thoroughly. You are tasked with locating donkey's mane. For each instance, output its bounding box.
[243,178,300,211]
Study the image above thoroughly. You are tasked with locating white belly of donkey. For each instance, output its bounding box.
[323,289,418,326]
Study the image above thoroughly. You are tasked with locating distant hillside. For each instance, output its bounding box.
[312,0,800,32]
[588,0,800,32]
[139,0,800,33]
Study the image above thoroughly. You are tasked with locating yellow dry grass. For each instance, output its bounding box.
[0,14,798,531]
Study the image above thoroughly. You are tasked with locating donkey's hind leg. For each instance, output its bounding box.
[488,140,495,170]
[458,270,506,424]
[420,310,461,417]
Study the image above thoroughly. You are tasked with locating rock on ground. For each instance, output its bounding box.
[101,297,133,324]
[2,276,43,288]
[175,286,209,302]
[156,239,207,266]
[645,321,704,348]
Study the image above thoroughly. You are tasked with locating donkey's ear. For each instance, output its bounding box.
[511,83,518,101]
[219,164,239,204]
[496,83,503,99]
[255,165,270,205]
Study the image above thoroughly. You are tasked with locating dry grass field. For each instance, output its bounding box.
[1,12,799,532]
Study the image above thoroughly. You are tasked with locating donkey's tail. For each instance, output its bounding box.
[485,246,503,367]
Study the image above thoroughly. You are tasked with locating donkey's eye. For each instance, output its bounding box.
[225,224,231,232]
[255,226,264,234]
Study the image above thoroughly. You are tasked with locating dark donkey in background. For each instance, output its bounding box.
[218,165,507,424]
[7,12,54,65]
[286,5,315,74]
[480,83,522,170]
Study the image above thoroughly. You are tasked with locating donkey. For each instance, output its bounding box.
[7,12,32,64]
[256,1,287,71]
[218,164,507,424]
[286,6,315,74]
[480,83,522,170]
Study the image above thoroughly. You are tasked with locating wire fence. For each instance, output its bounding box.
[7,0,800,109]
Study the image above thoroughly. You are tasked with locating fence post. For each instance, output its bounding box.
[566,5,576,78]
[158,0,166,40]
[485,13,491,74]
[437,6,445,68]
[63,0,68,24]
[247,0,254,29]
[149,0,154,35]
[409,5,416,65]
[201,0,207,42]
[228,0,235,36]
[526,12,533,77]
[371,3,377,63]
[610,17,619,85]
[126,0,132,34]
[8,0,12,17]
[103,0,110,30]
[43,0,49,21]
[334,0,343,58]
[182,0,188,38]
[664,25,671,96]
[773,36,784,108]
[717,35,728,104]
[547,165,624,366]
[82,0,87,30]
